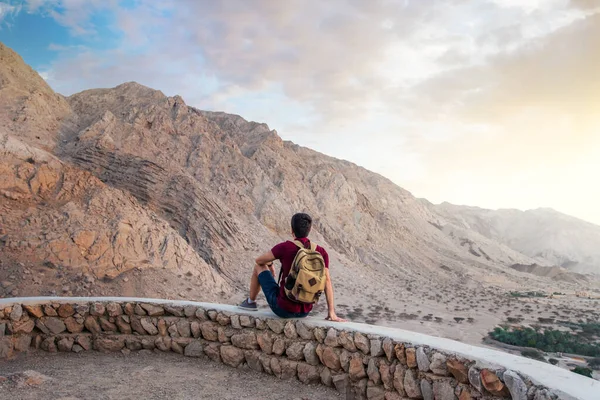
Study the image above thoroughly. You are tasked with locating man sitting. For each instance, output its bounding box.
[239,213,345,322]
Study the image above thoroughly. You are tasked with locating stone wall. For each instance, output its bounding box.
[0,298,594,400]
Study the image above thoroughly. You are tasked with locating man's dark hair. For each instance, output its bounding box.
[291,213,312,238]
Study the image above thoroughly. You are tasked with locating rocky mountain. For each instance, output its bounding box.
[1,41,598,326]
[428,202,600,275]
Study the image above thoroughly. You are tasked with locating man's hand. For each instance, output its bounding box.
[326,312,347,323]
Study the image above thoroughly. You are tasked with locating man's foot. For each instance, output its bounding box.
[238,298,258,311]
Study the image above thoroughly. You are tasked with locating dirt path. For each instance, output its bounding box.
[0,351,340,400]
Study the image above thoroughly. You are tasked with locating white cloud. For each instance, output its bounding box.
[0,2,20,25]
[18,0,600,224]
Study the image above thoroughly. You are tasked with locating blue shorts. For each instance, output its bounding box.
[258,270,309,319]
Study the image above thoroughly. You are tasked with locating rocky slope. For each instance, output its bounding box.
[1,41,598,327]
[429,202,600,275]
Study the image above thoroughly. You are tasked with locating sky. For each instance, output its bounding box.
[1,0,599,225]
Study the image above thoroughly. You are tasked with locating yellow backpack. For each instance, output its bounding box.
[282,240,327,304]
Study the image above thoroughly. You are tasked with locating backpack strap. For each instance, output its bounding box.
[293,240,317,251]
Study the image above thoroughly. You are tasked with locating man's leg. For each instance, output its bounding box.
[239,263,269,311]
[249,263,269,301]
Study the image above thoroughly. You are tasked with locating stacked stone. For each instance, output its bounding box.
[0,302,556,400]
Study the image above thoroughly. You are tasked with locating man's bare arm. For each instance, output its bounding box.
[324,268,346,322]
[256,251,276,277]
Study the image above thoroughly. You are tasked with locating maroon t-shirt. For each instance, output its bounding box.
[271,237,329,314]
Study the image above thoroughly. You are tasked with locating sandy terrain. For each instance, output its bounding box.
[0,351,339,400]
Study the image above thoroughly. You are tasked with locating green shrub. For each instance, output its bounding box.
[571,367,593,378]
[489,326,600,357]
[521,349,545,362]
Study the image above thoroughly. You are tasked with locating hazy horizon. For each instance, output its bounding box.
[1,0,599,225]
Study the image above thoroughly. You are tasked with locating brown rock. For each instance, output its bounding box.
[367,386,385,400]
[90,303,105,316]
[349,357,367,381]
[200,321,218,341]
[95,337,125,352]
[459,389,472,400]
[382,338,394,361]
[332,373,350,395]
[266,319,285,334]
[320,367,333,387]
[480,369,510,397]
[351,378,368,399]
[432,380,457,400]
[367,358,381,384]
[11,319,35,334]
[406,347,417,368]
[171,341,184,354]
[257,331,274,354]
[125,337,142,351]
[339,349,351,372]
[115,316,132,334]
[42,317,66,334]
[354,332,370,354]
[216,312,230,326]
[203,343,220,362]
[124,303,135,315]
[72,344,84,353]
[76,335,91,350]
[57,337,74,352]
[190,321,201,338]
[371,339,384,357]
[296,321,314,340]
[259,353,273,375]
[23,305,44,318]
[447,359,469,383]
[134,304,146,316]
[273,336,286,356]
[384,391,403,400]
[240,315,254,328]
[9,304,22,321]
[99,317,117,332]
[231,331,258,350]
[297,362,320,383]
[155,336,171,351]
[243,350,263,372]
[404,369,422,399]
[0,338,9,359]
[220,345,245,367]
[176,320,191,338]
[106,302,123,317]
[64,317,84,333]
[158,319,168,336]
[395,343,407,365]
[394,364,406,396]
[284,321,298,339]
[140,318,158,335]
[279,359,298,380]
[140,303,164,316]
[286,341,305,361]
[325,328,339,347]
[314,327,326,343]
[430,353,448,376]
[43,305,57,317]
[184,340,204,357]
[379,362,394,391]
[57,304,75,318]
[320,346,341,371]
[339,331,357,351]
[41,337,57,353]
[164,305,184,317]
[303,341,320,365]
[130,316,146,335]
[14,335,32,352]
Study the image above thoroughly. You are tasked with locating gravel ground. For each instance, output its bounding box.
[0,350,340,400]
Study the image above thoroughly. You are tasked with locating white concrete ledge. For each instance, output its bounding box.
[2,297,598,400]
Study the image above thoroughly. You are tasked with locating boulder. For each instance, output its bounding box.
[220,345,245,367]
